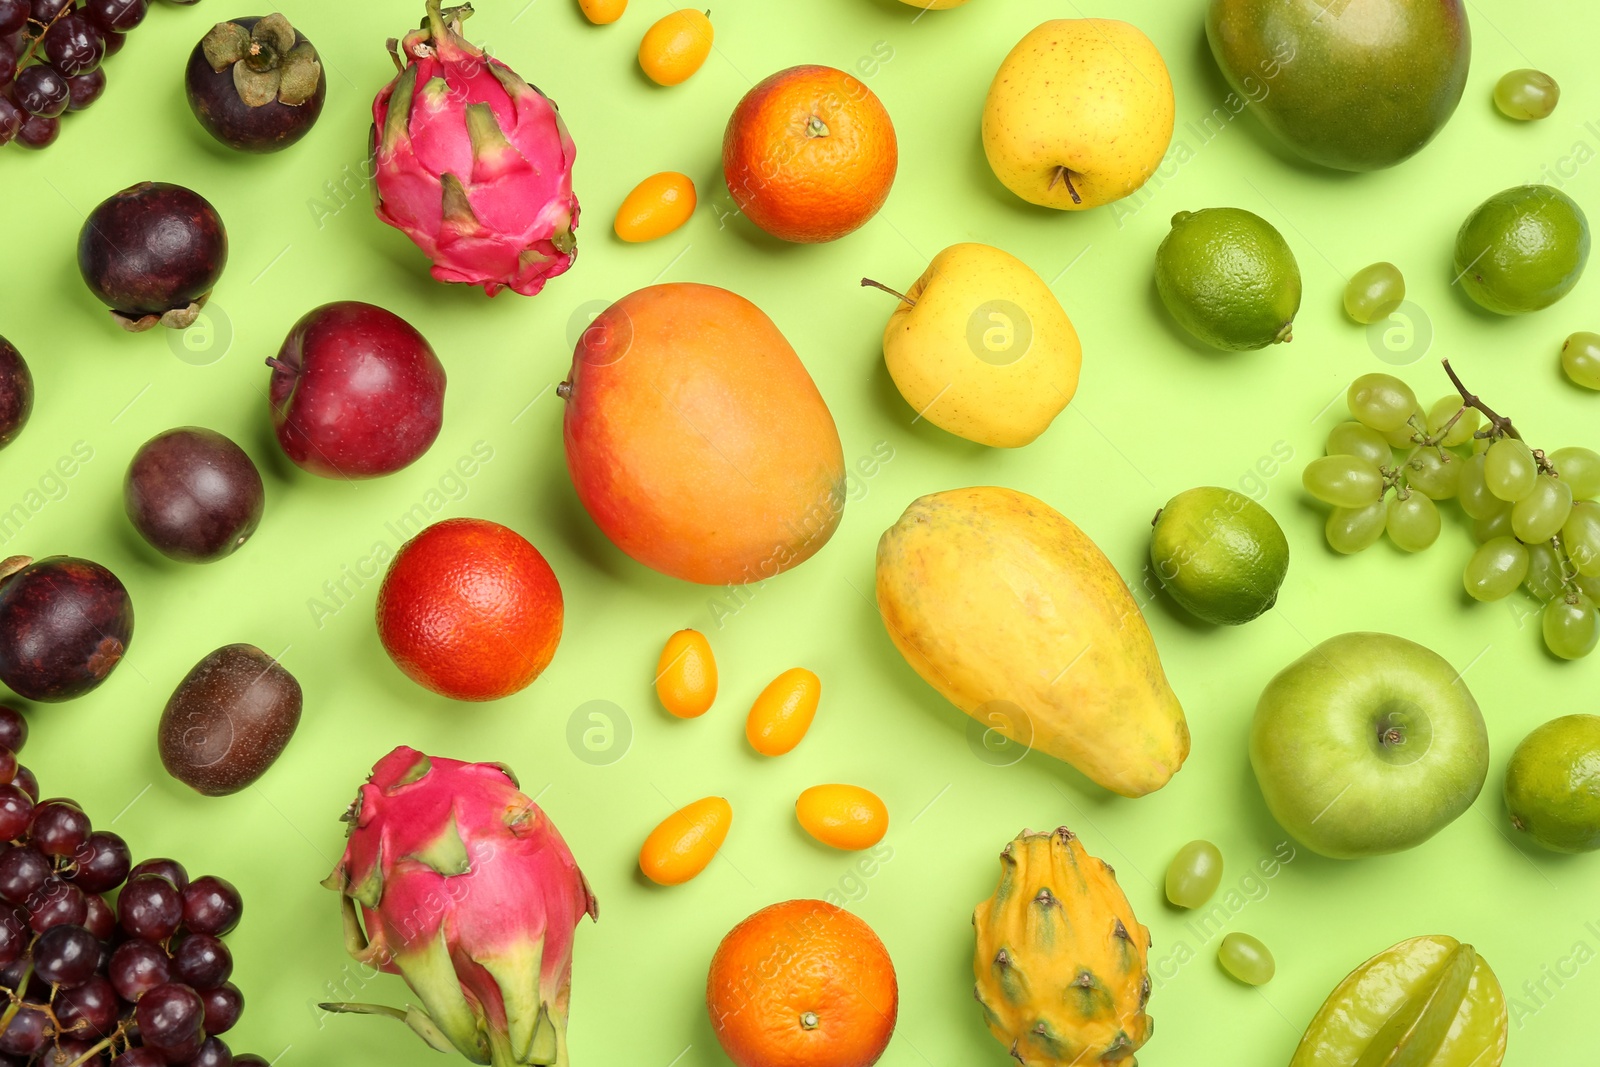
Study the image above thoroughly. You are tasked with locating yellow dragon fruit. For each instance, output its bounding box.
[372,1,579,296]
[321,747,597,1066]
[972,828,1155,1065]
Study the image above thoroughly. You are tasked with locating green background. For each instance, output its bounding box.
[3,0,1597,1062]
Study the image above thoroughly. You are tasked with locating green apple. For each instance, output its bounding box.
[1250,632,1488,859]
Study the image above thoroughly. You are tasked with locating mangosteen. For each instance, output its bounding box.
[124,427,265,563]
[78,182,228,332]
[0,555,134,702]
[186,14,325,153]
[0,337,31,451]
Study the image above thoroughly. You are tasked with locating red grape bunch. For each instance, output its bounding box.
[0,0,168,149]
[0,705,268,1067]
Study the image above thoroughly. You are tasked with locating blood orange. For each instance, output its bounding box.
[376,518,563,702]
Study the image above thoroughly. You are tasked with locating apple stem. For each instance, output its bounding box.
[264,357,296,375]
[859,278,915,307]
[1050,166,1083,206]
[556,381,573,400]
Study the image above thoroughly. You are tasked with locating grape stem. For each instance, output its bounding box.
[1441,359,1525,441]
[66,1035,117,1067]
[1440,359,1556,474]
[1549,534,1583,603]
[16,4,76,76]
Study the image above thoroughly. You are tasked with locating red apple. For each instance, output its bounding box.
[268,302,446,478]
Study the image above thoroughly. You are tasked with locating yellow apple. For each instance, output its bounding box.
[871,243,1081,448]
[982,19,1175,210]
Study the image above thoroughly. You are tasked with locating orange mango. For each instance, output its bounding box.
[615,172,697,243]
[640,796,732,884]
[655,629,716,718]
[639,9,713,86]
[560,283,846,585]
[746,668,821,756]
[796,785,888,851]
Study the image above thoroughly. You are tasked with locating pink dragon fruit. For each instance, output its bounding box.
[372,1,579,297]
[321,747,597,1066]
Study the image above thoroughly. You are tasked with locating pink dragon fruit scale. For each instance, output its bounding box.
[321,746,597,1067]
[372,1,579,297]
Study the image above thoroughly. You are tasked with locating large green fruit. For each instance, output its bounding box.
[1290,935,1507,1067]
[1250,632,1489,858]
[1206,0,1471,171]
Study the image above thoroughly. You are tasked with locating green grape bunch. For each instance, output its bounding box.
[1304,363,1600,660]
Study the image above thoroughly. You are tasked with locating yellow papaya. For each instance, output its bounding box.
[875,486,1188,797]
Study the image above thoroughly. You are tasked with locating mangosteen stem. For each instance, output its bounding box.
[0,556,31,583]
[245,41,280,73]
[860,278,915,307]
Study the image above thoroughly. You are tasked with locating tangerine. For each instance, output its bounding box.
[376,518,563,701]
[707,899,898,1067]
[722,65,897,244]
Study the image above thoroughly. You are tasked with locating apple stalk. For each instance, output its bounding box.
[859,278,915,307]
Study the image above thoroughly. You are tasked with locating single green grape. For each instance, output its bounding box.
[1405,450,1460,500]
[1543,595,1599,660]
[1303,455,1384,508]
[1325,421,1393,467]
[1512,475,1574,543]
[1425,396,1482,448]
[1525,540,1566,601]
[1165,840,1224,909]
[1562,501,1600,577]
[1326,503,1387,555]
[1465,537,1530,601]
[1386,493,1440,552]
[1549,446,1600,500]
[1218,933,1275,986]
[1579,572,1600,603]
[1484,438,1539,502]
[1457,454,1503,520]
[1347,374,1419,433]
[1474,506,1514,544]
[1563,332,1600,391]
[1343,263,1405,324]
[1494,69,1560,121]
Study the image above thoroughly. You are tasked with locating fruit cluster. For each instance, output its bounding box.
[0,0,150,150]
[0,706,269,1066]
[640,632,889,885]
[1305,367,1600,659]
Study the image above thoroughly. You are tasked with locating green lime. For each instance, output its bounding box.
[1454,185,1590,315]
[1504,713,1600,852]
[1150,487,1289,625]
[1154,208,1302,351]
